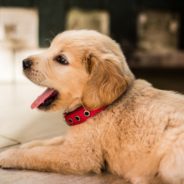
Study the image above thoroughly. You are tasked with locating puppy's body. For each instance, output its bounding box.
[99,79,184,183]
[1,30,184,184]
[64,79,184,183]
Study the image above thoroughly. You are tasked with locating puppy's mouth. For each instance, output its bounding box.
[31,88,59,110]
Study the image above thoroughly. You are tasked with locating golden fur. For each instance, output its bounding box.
[1,30,184,184]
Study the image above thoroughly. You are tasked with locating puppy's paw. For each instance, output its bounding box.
[0,148,19,169]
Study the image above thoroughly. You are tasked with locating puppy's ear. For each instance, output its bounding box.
[82,54,134,110]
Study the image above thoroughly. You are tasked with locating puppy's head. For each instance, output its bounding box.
[23,30,134,112]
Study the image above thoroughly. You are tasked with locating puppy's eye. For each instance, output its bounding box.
[54,55,69,65]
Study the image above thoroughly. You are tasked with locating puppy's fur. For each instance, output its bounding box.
[1,30,184,184]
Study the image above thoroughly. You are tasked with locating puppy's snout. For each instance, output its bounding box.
[23,58,32,70]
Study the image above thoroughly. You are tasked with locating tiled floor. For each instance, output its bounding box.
[0,136,17,148]
[0,82,68,148]
[0,169,127,184]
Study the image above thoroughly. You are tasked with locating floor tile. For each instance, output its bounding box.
[0,169,126,184]
[0,135,19,148]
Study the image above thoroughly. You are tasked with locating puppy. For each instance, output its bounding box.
[1,30,184,184]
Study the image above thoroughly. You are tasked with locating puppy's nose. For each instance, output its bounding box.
[23,58,32,70]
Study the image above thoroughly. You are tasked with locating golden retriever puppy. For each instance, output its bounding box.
[1,30,184,184]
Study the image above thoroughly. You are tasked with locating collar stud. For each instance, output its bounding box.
[68,118,73,124]
[84,110,90,117]
[75,116,80,121]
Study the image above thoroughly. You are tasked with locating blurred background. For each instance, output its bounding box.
[0,0,184,148]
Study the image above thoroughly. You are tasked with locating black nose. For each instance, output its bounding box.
[23,59,32,70]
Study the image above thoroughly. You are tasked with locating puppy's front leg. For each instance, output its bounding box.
[0,143,102,174]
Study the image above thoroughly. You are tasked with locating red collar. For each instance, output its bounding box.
[64,106,107,126]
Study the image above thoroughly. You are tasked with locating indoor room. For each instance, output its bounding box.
[0,0,184,183]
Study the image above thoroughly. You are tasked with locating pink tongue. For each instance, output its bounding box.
[31,88,55,109]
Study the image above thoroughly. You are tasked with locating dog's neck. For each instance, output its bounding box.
[63,84,132,126]
[63,105,107,126]
[64,97,82,113]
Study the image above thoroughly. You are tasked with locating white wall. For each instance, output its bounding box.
[0,48,13,82]
[0,48,45,83]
